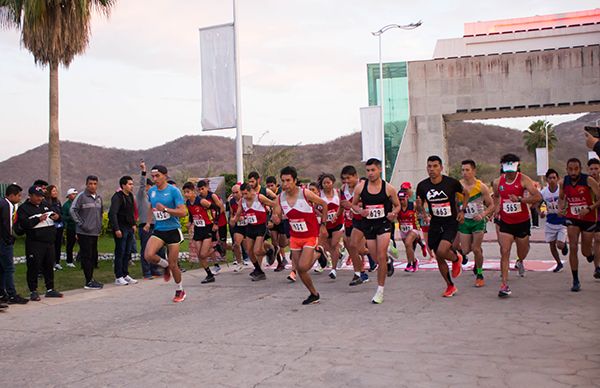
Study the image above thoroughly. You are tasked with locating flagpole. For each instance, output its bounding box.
[233,0,244,182]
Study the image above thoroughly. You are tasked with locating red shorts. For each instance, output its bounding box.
[290,236,318,251]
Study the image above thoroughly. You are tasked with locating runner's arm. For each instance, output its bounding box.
[258,194,276,209]
[351,182,365,215]
[587,176,600,212]
[265,188,277,200]
[520,175,542,205]
[305,189,329,226]
[271,199,283,225]
[230,206,242,226]
[480,183,495,218]
[492,178,501,217]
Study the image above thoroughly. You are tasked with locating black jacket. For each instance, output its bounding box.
[16,200,57,243]
[108,191,136,232]
[0,198,16,245]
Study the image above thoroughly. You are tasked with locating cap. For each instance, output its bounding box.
[151,165,168,175]
[401,182,412,190]
[398,191,407,199]
[28,186,45,196]
[66,188,78,197]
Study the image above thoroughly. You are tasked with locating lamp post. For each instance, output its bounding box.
[371,21,421,180]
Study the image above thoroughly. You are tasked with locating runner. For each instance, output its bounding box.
[400,182,428,258]
[416,156,469,298]
[143,165,187,303]
[307,182,329,273]
[351,158,400,304]
[493,154,542,298]
[199,180,227,274]
[539,168,568,273]
[247,171,276,265]
[230,183,276,281]
[340,166,370,286]
[227,184,246,273]
[586,158,600,279]
[559,158,600,292]
[397,190,423,272]
[182,182,218,284]
[266,176,290,271]
[318,173,344,280]
[457,160,494,287]
[272,166,328,305]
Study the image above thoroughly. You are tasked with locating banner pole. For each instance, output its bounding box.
[234,0,244,182]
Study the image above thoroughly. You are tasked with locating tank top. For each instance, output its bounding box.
[340,184,357,227]
[186,197,212,228]
[320,189,343,229]
[361,180,392,224]
[458,179,485,220]
[498,173,530,224]
[229,197,247,227]
[279,188,320,238]
[563,174,596,222]
[397,202,418,233]
[241,195,267,226]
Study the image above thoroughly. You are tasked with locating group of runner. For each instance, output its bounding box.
[142,153,600,304]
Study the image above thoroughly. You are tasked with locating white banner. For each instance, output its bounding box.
[536,148,548,177]
[360,106,382,162]
[199,24,237,130]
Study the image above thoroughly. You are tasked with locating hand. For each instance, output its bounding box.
[386,212,396,222]
[39,213,49,222]
[50,212,59,221]
[319,225,328,238]
[267,221,274,229]
[140,160,146,171]
[457,212,465,223]
[340,200,351,210]
[473,214,483,222]
[143,224,150,233]
[580,207,590,217]
[508,194,520,202]
[360,208,370,217]
[115,230,123,238]
[155,203,166,212]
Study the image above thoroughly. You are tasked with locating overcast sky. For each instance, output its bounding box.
[0,0,596,161]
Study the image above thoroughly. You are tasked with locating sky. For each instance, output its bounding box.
[0,0,596,161]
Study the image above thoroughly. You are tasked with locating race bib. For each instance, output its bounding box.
[502,201,522,214]
[289,219,308,233]
[326,211,337,222]
[400,223,413,233]
[431,202,452,217]
[546,201,559,213]
[193,218,205,227]
[570,204,587,216]
[464,202,480,218]
[245,214,258,225]
[153,210,170,221]
[366,205,385,219]
[237,217,248,227]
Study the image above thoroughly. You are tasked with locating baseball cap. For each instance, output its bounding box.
[28,186,45,197]
[66,188,78,197]
[151,165,168,175]
[398,191,407,199]
[401,182,412,190]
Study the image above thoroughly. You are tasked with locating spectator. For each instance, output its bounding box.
[61,188,78,268]
[585,127,600,157]
[17,185,63,301]
[45,185,65,270]
[0,184,29,305]
[109,176,138,286]
[70,175,104,290]
[33,179,49,194]
[137,161,163,279]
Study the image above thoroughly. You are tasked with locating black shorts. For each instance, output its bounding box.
[245,224,267,240]
[271,219,290,239]
[193,225,213,241]
[217,225,227,242]
[231,225,246,239]
[427,223,458,252]
[326,223,343,239]
[352,219,364,233]
[344,225,353,237]
[498,220,531,239]
[565,218,596,233]
[362,221,392,240]
[152,228,184,245]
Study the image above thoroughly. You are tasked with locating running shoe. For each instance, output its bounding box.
[266,248,276,266]
[371,289,384,304]
[302,293,320,305]
[451,257,462,278]
[173,290,186,303]
[586,255,595,263]
[442,285,457,297]
[54,263,63,271]
[287,270,297,282]
[84,280,103,290]
[329,269,337,280]
[212,265,221,275]
[412,259,419,272]
[474,276,485,288]
[316,246,327,269]
[387,257,394,277]
[249,269,258,277]
[368,256,377,272]
[516,260,525,277]
[498,284,512,298]
[404,262,412,272]
[201,275,215,284]
[7,294,28,305]
[251,272,266,281]
[552,262,564,273]
[571,281,581,292]
[66,263,76,268]
[314,266,324,273]
[124,275,138,284]
[561,245,568,256]
[461,253,468,265]
[594,267,600,280]
[114,277,129,286]
[360,272,369,283]
[29,291,41,301]
[45,289,63,298]
[349,274,363,286]
[163,267,171,283]
[233,263,244,273]
[274,262,286,272]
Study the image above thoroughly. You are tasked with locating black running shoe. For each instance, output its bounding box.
[0,293,8,303]
[462,253,468,265]
[571,281,581,292]
[274,262,286,272]
[552,262,564,273]
[316,246,327,269]
[249,269,258,277]
[45,290,63,298]
[30,291,41,301]
[84,280,103,290]
[387,257,394,277]
[561,245,568,256]
[7,294,28,305]
[201,275,215,284]
[586,255,594,263]
[302,293,320,305]
[266,248,275,266]
[349,274,363,286]
[594,267,600,279]
[251,272,266,281]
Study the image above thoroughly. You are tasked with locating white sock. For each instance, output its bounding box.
[158,258,169,268]
[176,282,183,291]
[354,271,360,277]
[377,286,384,293]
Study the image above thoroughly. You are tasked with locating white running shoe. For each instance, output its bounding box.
[212,265,222,275]
[66,263,76,268]
[124,275,138,284]
[115,277,129,286]
[516,260,525,277]
[371,289,384,304]
[54,263,63,271]
[233,263,244,272]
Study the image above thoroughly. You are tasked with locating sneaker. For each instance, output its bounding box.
[329,269,337,280]
[474,276,485,288]
[124,275,138,284]
[163,266,171,283]
[451,258,462,278]
[461,254,468,265]
[421,244,428,258]
[498,284,512,298]
[233,263,244,273]
[66,262,76,268]
[84,280,103,290]
[561,245,568,256]
[251,272,266,281]
[316,246,327,269]
[516,260,525,277]
[442,284,458,297]
[0,303,7,309]
[54,263,63,271]
[371,289,384,304]
[287,270,297,282]
[360,272,369,283]
[266,248,276,266]
[302,293,320,305]
[412,259,419,273]
[571,281,581,292]
[115,277,129,286]
[594,267,600,280]
[7,294,29,304]
[387,257,394,277]
[274,262,286,272]
[349,274,363,286]
[212,265,221,275]
[552,263,564,273]
[30,291,41,301]
[586,255,595,263]
[0,294,7,303]
[201,275,215,284]
[404,262,412,272]
[173,290,186,303]
[45,289,63,298]
[314,266,324,274]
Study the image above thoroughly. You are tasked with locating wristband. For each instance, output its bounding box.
[141,171,146,176]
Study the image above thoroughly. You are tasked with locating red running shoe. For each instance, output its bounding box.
[443,284,457,297]
[451,255,463,278]
[173,289,186,303]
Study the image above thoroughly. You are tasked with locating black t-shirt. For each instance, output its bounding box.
[416,176,463,226]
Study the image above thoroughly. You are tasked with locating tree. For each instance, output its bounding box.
[522,119,557,156]
[0,0,115,193]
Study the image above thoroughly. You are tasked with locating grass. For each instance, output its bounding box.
[11,235,233,296]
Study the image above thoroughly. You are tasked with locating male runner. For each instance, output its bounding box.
[199,180,227,274]
[457,160,494,287]
[416,156,469,298]
[539,168,568,273]
[351,158,400,304]
[585,158,600,279]
[397,191,423,272]
[247,172,276,264]
[143,165,188,303]
[493,154,542,297]
[559,158,600,291]
[272,166,328,304]
[228,184,246,272]
[266,176,290,271]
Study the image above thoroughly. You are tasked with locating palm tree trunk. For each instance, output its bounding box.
[49,61,61,193]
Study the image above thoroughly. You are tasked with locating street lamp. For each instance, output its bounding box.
[372,21,422,181]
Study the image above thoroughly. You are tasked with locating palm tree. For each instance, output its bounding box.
[0,0,115,193]
[523,119,558,156]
